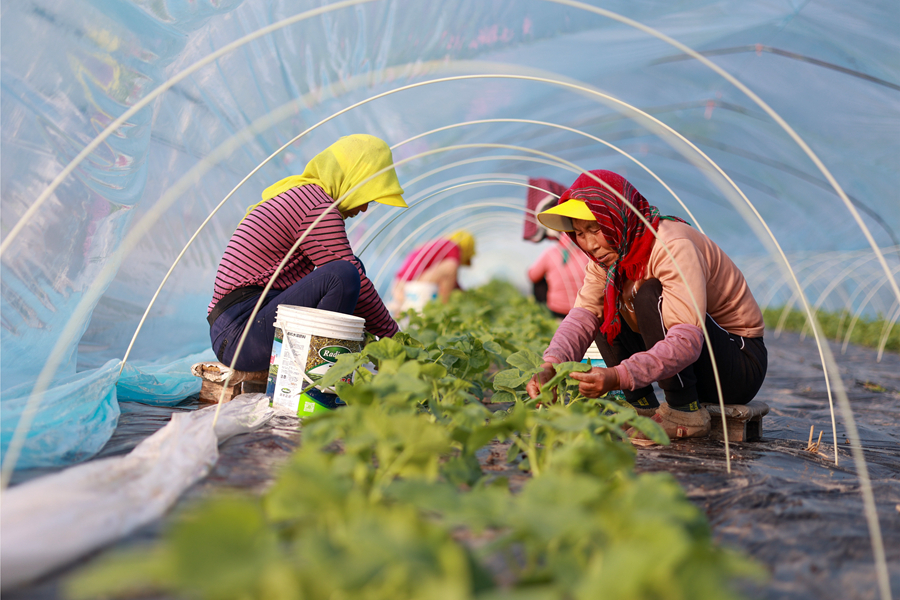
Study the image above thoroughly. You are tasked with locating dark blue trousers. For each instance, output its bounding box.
[209,260,361,371]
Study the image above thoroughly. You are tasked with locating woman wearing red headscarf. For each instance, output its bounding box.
[526,170,767,440]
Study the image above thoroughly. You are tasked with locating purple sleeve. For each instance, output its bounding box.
[615,323,703,390]
[543,307,600,363]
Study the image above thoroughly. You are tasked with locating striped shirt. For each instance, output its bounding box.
[208,184,398,338]
[395,239,461,282]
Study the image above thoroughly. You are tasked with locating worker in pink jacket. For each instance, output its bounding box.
[527,170,767,440]
[524,177,589,318]
[388,231,476,314]
[527,235,590,318]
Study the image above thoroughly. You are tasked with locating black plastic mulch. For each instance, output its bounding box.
[635,330,900,600]
[7,329,900,599]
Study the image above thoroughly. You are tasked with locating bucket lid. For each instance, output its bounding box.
[276,304,366,326]
[275,308,365,341]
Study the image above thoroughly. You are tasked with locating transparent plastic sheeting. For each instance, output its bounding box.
[0,394,275,590]
[2,1,899,468]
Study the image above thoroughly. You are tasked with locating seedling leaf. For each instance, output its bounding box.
[493,368,532,390]
[506,349,545,373]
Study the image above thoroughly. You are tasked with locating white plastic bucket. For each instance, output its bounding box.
[399,281,438,313]
[266,305,365,417]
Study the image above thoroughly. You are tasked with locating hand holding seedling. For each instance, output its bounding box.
[569,366,620,398]
[526,361,559,399]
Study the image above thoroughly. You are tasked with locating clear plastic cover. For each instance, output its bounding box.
[2,0,898,466]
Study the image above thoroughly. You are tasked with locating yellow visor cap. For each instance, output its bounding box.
[536,199,596,232]
[375,194,408,208]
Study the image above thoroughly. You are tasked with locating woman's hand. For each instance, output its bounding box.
[569,367,620,398]
[526,362,558,399]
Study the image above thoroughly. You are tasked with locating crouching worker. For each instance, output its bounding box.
[389,230,475,313]
[526,170,767,440]
[207,134,406,372]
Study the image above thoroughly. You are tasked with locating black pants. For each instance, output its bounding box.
[594,279,767,408]
[533,278,548,304]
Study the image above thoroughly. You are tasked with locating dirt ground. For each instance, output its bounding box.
[7,329,899,600]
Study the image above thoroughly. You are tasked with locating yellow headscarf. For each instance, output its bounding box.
[247,134,407,217]
[449,230,475,266]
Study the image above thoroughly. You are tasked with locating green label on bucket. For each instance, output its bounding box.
[318,345,352,363]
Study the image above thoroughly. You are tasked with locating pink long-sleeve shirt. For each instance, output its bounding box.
[395,239,461,282]
[527,238,589,315]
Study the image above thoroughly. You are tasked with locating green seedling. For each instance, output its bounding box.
[67,281,758,600]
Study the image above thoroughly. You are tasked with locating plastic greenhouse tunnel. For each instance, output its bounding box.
[1,1,898,599]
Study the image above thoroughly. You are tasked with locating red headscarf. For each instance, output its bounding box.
[559,170,686,343]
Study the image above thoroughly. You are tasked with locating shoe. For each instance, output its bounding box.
[633,406,658,418]
[602,405,656,420]
[627,393,658,418]
[628,402,710,440]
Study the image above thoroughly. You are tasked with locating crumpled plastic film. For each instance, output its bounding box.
[0,360,122,470]
[116,349,216,405]
[0,394,275,591]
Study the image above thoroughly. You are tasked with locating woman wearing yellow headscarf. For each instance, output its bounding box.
[207,134,407,372]
[389,230,476,314]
